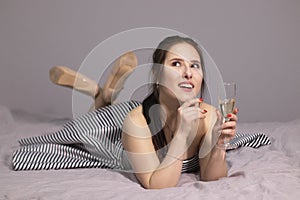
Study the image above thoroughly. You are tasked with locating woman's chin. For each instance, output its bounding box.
[176,94,197,103]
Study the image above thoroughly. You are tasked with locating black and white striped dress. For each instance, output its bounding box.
[12,101,270,172]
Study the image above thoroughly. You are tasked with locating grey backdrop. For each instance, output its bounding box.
[0,0,299,123]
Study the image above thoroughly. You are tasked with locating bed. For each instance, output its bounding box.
[0,104,299,199]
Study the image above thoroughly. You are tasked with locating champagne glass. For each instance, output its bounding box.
[218,82,238,150]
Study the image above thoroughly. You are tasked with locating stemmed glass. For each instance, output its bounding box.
[218,82,238,150]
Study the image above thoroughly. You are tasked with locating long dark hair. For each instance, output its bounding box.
[142,35,206,151]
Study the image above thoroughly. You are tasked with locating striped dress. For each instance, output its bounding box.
[12,101,270,172]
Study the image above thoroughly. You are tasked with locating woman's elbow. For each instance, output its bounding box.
[144,183,178,190]
[200,172,228,182]
[141,179,178,189]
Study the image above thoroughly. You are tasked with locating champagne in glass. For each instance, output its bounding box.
[218,82,237,150]
[220,98,235,122]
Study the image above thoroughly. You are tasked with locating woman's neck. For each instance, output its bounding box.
[158,93,180,136]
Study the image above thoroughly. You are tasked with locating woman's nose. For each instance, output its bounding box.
[183,65,192,79]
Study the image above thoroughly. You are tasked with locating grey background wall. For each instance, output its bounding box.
[0,0,299,123]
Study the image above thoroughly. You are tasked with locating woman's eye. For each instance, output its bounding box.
[171,61,181,67]
[191,63,200,69]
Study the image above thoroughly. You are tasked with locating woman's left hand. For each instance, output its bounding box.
[215,108,239,146]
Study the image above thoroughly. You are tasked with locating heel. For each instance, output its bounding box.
[49,66,100,97]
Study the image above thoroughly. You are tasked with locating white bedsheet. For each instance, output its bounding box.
[0,105,299,200]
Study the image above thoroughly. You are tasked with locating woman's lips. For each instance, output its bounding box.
[178,82,194,91]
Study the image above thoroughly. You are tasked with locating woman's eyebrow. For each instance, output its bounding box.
[190,60,201,64]
[169,58,184,62]
[169,57,201,64]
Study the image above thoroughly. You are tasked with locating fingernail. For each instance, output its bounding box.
[204,109,207,113]
[227,113,232,118]
[199,98,203,102]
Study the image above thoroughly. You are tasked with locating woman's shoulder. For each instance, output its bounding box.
[122,105,151,137]
[125,105,145,124]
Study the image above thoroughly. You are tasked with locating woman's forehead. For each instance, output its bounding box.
[165,42,201,62]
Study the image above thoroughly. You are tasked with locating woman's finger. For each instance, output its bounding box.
[226,113,238,122]
[233,108,239,114]
[222,121,236,129]
[179,98,202,110]
[180,107,207,121]
[221,129,236,138]
[215,109,223,125]
[182,106,207,115]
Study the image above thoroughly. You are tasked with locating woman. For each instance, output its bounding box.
[122,36,238,189]
[12,36,238,189]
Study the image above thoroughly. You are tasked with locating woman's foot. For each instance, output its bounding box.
[49,51,137,110]
[102,52,137,103]
[49,66,100,98]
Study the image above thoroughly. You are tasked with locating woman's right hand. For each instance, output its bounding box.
[176,98,207,138]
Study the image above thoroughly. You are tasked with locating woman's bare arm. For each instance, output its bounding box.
[199,107,238,181]
[121,106,189,189]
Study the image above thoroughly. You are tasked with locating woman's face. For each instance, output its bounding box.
[159,42,203,102]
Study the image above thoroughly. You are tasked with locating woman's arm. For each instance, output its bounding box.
[122,107,189,189]
[199,145,227,181]
[122,132,188,189]
[199,107,238,181]
[122,99,206,189]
